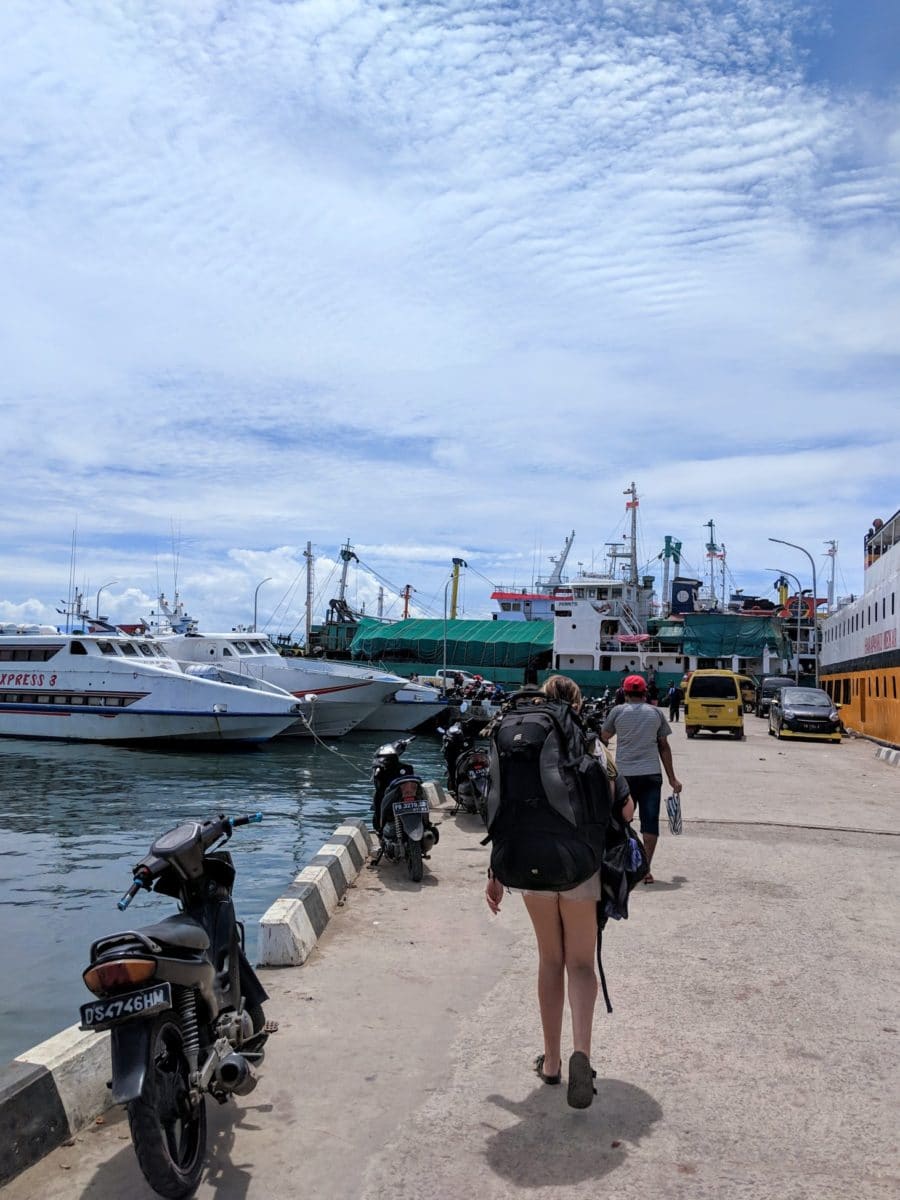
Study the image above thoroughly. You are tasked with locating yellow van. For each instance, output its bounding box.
[684,669,744,739]
[736,674,757,713]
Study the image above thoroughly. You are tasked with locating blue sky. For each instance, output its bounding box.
[1,0,897,633]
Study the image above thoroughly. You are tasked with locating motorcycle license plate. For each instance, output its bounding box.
[79,982,172,1031]
[468,766,489,779]
[393,798,429,813]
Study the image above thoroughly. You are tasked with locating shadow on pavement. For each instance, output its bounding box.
[483,1079,663,1187]
[81,1098,268,1200]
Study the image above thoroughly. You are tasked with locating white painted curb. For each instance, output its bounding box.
[257,820,372,967]
[875,746,900,767]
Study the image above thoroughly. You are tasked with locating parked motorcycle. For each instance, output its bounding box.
[372,736,439,882]
[79,813,273,1199]
[440,722,490,822]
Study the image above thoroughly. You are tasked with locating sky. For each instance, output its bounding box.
[1,0,898,636]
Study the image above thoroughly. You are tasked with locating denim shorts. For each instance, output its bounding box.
[625,774,663,837]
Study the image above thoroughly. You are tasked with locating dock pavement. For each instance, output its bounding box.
[2,719,899,1199]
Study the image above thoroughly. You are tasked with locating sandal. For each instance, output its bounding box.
[567,1051,597,1109]
[642,872,655,885]
[533,1054,561,1085]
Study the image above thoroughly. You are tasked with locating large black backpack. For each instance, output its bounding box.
[483,690,612,891]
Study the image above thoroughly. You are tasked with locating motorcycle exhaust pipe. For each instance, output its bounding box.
[215,1053,258,1096]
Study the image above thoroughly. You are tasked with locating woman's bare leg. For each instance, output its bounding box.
[558,899,598,1058]
[522,894,564,1075]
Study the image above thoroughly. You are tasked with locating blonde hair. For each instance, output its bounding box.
[541,674,583,710]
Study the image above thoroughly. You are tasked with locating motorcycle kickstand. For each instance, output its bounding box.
[369,845,384,866]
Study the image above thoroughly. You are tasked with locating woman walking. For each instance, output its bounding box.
[484,675,633,1108]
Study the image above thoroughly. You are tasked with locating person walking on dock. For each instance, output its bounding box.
[601,675,682,884]
[666,683,683,723]
[484,675,633,1108]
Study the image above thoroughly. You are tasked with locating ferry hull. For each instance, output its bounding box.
[0,709,299,744]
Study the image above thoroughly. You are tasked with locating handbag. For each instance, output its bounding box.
[600,818,649,923]
[666,791,683,835]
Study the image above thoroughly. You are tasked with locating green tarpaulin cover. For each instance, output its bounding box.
[681,614,789,658]
[350,617,554,668]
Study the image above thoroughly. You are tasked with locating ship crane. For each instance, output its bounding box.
[541,530,575,592]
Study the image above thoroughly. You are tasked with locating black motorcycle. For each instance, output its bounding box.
[79,813,273,1199]
[441,722,490,822]
[372,737,439,882]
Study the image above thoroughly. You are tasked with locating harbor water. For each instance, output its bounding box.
[0,731,446,1066]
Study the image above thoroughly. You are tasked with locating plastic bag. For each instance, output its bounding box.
[666,791,683,835]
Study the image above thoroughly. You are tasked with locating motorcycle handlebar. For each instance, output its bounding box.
[120,814,264,906]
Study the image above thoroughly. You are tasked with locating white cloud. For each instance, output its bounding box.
[0,0,896,632]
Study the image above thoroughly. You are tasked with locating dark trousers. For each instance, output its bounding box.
[668,703,680,722]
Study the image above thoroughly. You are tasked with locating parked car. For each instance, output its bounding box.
[683,669,744,739]
[421,668,493,692]
[755,675,796,719]
[768,687,842,742]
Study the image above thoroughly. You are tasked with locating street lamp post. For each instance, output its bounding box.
[765,568,804,683]
[252,577,273,632]
[442,575,453,689]
[95,581,117,619]
[768,538,819,686]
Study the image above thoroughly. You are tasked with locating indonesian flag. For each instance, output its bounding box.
[625,500,639,509]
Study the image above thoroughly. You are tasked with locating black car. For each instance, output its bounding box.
[755,675,796,718]
[768,686,842,743]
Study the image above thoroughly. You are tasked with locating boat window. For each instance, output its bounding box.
[119,643,138,656]
[232,641,251,654]
[222,647,233,657]
[88,695,104,706]
[137,643,155,657]
[98,641,118,655]
[249,642,266,654]
[71,641,88,655]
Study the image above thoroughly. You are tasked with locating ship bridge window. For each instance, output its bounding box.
[137,643,155,657]
[71,641,88,655]
[98,641,118,655]
[119,643,138,657]
[233,641,252,654]
[249,642,267,654]
[222,647,233,657]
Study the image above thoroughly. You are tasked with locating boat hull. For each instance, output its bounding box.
[0,708,297,744]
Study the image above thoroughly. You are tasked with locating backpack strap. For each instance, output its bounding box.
[596,901,613,1014]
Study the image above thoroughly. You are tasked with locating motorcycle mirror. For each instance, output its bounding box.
[436,726,446,735]
[304,693,318,702]
[459,701,469,713]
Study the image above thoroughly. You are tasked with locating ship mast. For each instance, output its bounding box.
[303,541,315,648]
[624,482,639,586]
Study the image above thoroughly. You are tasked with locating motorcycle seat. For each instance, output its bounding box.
[138,914,210,951]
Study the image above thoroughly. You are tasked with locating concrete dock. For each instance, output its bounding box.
[3,719,899,1199]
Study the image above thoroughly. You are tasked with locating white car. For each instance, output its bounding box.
[421,668,493,690]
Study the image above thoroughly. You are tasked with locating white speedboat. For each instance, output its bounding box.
[150,603,407,737]
[354,680,449,732]
[0,626,304,744]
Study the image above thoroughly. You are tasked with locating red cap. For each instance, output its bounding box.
[623,674,647,694]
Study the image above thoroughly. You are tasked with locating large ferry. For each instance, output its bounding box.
[820,510,900,748]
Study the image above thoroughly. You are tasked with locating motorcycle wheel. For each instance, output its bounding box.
[127,1013,207,1200]
[407,840,424,883]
